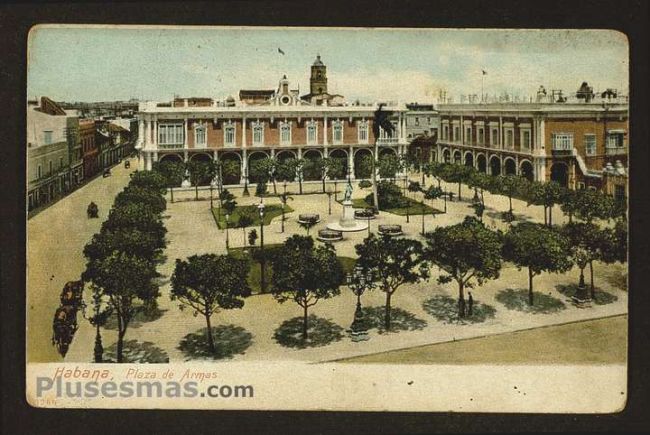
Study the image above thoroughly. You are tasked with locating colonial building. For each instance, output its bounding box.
[27,97,79,211]
[80,118,99,178]
[405,103,439,141]
[136,57,409,184]
[434,90,628,193]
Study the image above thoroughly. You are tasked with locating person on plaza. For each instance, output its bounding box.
[468,291,474,316]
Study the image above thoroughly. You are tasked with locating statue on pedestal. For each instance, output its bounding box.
[343,180,353,202]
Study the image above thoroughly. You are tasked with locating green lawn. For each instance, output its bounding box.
[212,204,294,229]
[339,197,442,216]
[229,245,356,294]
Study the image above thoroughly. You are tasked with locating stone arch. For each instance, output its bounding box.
[354,148,373,179]
[464,151,474,167]
[158,153,183,163]
[189,152,212,162]
[489,155,501,176]
[550,162,569,188]
[379,147,397,158]
[519,160,534,182]
[476,153,487,173]
[275,150,296,164]
[504,157,517,175]
[219,152,241,185]
[302,149,323,181]
[453,150,462,164]
[328,148,348,180]
[248,151,270,183]
[442,148,451,163]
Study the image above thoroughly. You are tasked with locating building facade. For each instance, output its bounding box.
[27,97,79,211]
[434,96,628,194]
[136,58,409,184]
[80,118,99,179]
[405,103,439,141]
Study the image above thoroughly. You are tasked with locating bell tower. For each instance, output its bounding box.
[310,55,328,95]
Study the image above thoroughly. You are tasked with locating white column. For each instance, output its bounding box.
[241,149,248,184]
[153,118,158,148]
[242,117,247,147]
[323,116,328,145]
[184,118,188,149]
[145,118,151,148]
[348,147,355,180]
[138,118,144,144]
[499,116,503,149]
[145,152,152,170]
[460,115,464,145]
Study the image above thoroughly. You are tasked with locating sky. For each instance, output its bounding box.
[27,26,629,104]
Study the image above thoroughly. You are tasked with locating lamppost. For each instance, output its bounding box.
[327,189,333,215]
[346,266,375,342]
[280,197,286,233]
[258,199,266,293]
[225,213,230,250]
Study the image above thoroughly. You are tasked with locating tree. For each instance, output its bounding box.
[171,254,251,354]
[502,223,572,305]
[562,222,622,298]
[83,227,165,266]
[270,235,344,339]
[218,188,236,218]
[355,234,426,330]
[250,157,278,194]
[377,153,402,183]
[102,203,167,244]
[407,181,422,223]
[285,158,307,194]
[114,185,166,215]
[424,185,444,214]
[248,229,258,247]
[238,211,254,246]
[129,170,167,195]
[424,217,502,317]
[86,285,112,363]
[424,162,444,189]
[494,175,525,216]
[187,161,214,200]
[323,157,346,198]
[372,104,396,211]
[85,252,160,362]
[440,164,472,201]
[221,159,241,186]
[569,188,619,223]
[357,154,374,179]
[526,181,563,226]
[153,160,184,188]
[468,171,493,207]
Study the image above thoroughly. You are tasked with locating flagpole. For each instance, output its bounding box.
[481,71,484,103]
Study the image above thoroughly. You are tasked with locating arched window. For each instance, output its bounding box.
[252,121,264,146]
[357,119,369,143]
[195,122,207,147]
[280,121,291,145]
[332,120,344,144]
[223,121,235,146]
[306,121,318,145]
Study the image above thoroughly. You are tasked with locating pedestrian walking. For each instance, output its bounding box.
[468,291,474,316]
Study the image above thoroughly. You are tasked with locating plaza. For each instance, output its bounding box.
[27,158,627,364]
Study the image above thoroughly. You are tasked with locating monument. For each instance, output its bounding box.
[326,180,368,232]
[181,168,192,188]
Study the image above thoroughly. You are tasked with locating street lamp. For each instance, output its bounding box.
[327,189,333,215]
[346,266,375,342]
[225,213,230,250]
[258,199,266,293]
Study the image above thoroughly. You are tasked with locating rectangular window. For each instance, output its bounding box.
[453,126,459,142]
[465,127,472,144]
[158,123,184,146]
[223,125,235,146]
[584,134,596,155]
[491,128,499,146]
[43,131,53,145]
[49,160,53,174]
[37,165,42,178]
[59,157,63,168]
[307,122,318,145]
[506,130,514,148]
[357,121,368,143]
[443,125,449,140]
[478,128,484,145]
[252,123,264,145]
[195,125,207,147]
[415,117,420,126]
[280,123,291,145]
[606,132,624,148]
[521,130,531,150]
[333,122,343,144]
[552,133,574,150]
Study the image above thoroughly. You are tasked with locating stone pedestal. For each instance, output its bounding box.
[181,179,191,188]
[327,200,368,232]
[571,284,592,308]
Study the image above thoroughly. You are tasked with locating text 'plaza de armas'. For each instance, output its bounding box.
[135,55,629,200]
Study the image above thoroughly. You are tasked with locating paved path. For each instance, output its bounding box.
[57,176,628,364]
[27,159,136,362]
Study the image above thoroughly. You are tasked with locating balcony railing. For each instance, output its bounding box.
[377,137,399,145]
[551,148,573,157]
[605,146,627,155]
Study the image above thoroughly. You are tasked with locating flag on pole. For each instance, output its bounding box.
[278,48,285,55]
[482,70,487,75]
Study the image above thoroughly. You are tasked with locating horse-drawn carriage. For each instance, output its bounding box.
[52,280,85,357]
[87,202,98,218]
